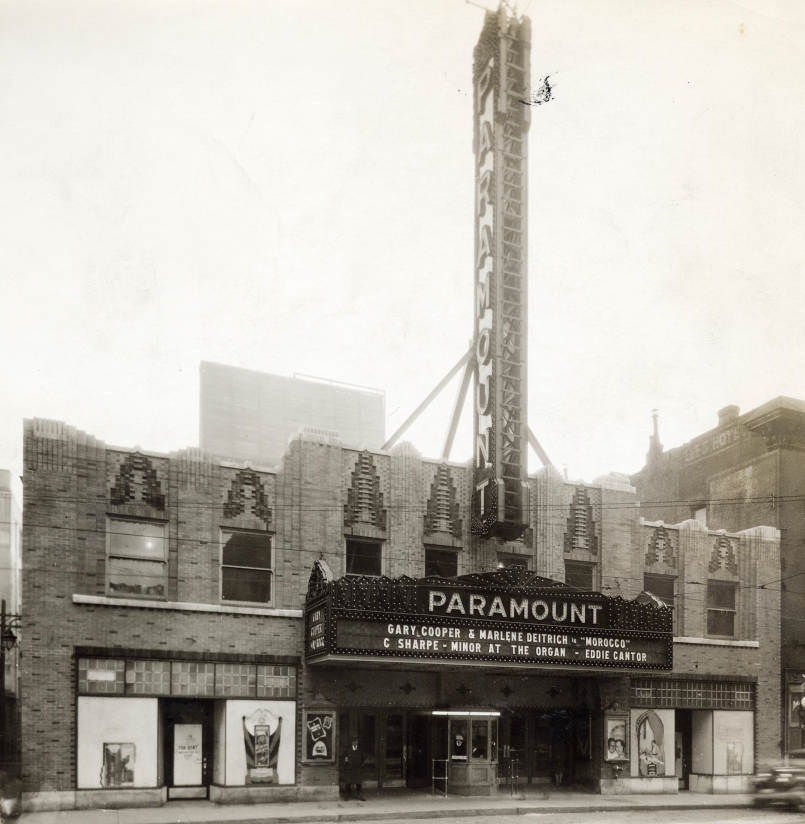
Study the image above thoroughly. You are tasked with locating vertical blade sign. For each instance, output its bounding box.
[472,8,531,539]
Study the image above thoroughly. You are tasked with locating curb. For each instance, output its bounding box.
[122,800,752,824]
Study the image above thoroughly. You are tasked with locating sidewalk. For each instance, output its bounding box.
[16,787,755,824]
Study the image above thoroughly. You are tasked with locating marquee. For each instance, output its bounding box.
[304,562,673,671]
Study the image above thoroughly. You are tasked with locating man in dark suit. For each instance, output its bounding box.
[341,736,366,800]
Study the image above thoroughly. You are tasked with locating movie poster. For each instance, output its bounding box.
[635,710,666,776]
[304,710,335,763]
[604,717,628,761]
[101,743,135,787]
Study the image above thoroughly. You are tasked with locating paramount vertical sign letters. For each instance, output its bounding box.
[472,9,531,539]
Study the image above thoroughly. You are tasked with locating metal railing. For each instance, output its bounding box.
[431,758,448,796]
[499,753,520,796]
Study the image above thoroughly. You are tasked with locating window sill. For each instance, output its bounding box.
[673,636,758,648]
[73,593,302,618]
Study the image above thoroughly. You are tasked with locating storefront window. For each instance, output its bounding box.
[450,719,468,760]
[471,719,488,759]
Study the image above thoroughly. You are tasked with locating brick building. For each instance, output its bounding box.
[631,398,805,752]
[0,469,21,771]
[20,418,780,811]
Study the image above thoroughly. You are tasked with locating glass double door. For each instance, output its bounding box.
[339,709,405,789]
[501,709,588,786]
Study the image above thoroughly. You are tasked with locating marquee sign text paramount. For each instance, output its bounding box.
[426,589,602,625]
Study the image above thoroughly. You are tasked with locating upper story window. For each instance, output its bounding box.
[221,530,272,604]
[644,573,677,633]
[497,553,528,570]
[107,518,167,599]
[564,560,595,591]
[706,580,737,637]
[425,547,457,578]
[346,539,382,576]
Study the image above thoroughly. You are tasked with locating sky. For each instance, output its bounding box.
[1,0,804,484]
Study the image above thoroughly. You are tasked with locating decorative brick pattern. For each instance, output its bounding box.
[709,534,739,574]
[424,464,462,538]
[109,452,165,509]
[344,451,387,529]
[223,468,272,524]
[563,486,599,555]
[645,525,677,568]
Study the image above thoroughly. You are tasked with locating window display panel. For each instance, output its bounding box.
[77,697,158,789]
[713,711,753,775]
[630,708,674,778]
[223,700,295,785]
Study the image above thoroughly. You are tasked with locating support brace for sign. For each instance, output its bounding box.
[382,348,472,452]
[442,352,474,459]
[527,427,553,468]
[383,348,555,469]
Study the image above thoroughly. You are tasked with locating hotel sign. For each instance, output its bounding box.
[305,565,672,672]
[471,9,531,539]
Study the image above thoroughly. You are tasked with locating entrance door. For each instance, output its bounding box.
[163,699,213,799]
[406,714,430,788]
[675,710,692,789]
[340,709,408,789]
[504,711,527,786]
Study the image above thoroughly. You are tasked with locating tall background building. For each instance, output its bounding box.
[199,361,385,467]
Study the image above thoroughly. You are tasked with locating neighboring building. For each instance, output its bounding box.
[0,469,21,772]
[631,397,805,753]
[20,419,780,811]
[199,361,385,467]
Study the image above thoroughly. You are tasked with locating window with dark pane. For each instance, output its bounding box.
[221,530,272,603]
[346,539,382,576]
[706,580,736,637]
[425,547,457,578]
[564,560,594,590]
[644,573,676,633]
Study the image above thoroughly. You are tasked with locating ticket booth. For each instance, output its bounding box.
[439,711,499,795]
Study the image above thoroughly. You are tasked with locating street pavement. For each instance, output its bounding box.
[14,787,764,824]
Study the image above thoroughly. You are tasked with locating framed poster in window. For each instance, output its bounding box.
[604,715,628,762]
[303,710,335,763]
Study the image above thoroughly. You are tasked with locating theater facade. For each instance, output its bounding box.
[20,419,781,811]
